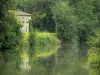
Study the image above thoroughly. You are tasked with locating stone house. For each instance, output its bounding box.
[9,10,31,32]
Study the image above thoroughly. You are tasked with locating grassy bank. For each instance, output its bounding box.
[29,31,60,47]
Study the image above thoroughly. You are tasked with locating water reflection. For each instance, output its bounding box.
[20,51,31,71]
[0,49,22,75]
[89,68,100,75]
[0,44,100,75]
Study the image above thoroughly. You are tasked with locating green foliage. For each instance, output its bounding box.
[88,48,100,68]
[51,0,100,68]
[65,0,100,69]
[87,29,100,48]
[88,29,100,68]
[29,31,60,47]
[89,68,100,75]
[20,33,29,47]
[93,0,100,26]
[31,12,46,30]
[0,0,13,16]
[68,0,98,42]
[16,0,56,32]
[0,14,22,49]
[0,0,22,50]
[35,31,60,46]
[31,12,55,32]
[29,31,36,47]
[52,2,77,43]
[29,31,60,61]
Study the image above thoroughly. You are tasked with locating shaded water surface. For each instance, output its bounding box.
[0,45,100,75]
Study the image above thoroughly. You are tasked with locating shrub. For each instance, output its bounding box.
[29,31,36,47]
[35,31,60,46]
[0,14,22,49]
[87,29,100,68]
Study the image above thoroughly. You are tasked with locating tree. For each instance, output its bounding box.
[16,0,56,32]
[93,0,100,26]
[68,0,98,42]
[52,1,78,43]
[0,0,22,49]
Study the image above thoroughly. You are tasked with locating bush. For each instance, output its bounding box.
[87,29,100,68]
[35,31,60,46]
[29,31,36,47]
[0,14,22,49]
[87,29,100,48]
[20,33,29,47]
[28,31,60,61]
[29,31,60,47]
[88,48,100,68]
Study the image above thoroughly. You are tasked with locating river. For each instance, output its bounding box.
[0,44,100,75]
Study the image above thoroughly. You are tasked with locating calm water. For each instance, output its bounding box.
[0,44,100,75]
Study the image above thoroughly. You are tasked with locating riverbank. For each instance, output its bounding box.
[29,31,60,60]
[35,31,60,46]
[21,31,60,47]
[21,31,60,59]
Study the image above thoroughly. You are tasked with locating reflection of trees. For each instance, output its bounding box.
[0,48,22,75]
[89,68,100,75]
[53,44,88,75]
[28,45,58,75]
[38,55,56,75]
[28,46,36,64]
[29,55,56,75]
[78,42,88,61]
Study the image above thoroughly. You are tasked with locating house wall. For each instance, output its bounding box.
[17,16,31,32]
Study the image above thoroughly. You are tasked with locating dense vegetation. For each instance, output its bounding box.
[88,29,100,68]
[0,0,22,49]
[24,0,100,68]
[0,0,100,69]
[16,0,56,32]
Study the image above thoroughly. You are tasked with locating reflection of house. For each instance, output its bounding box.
[20,51,31,71]
[9,10,31,32]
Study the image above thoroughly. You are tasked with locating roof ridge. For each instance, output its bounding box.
[8,10,31,16]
